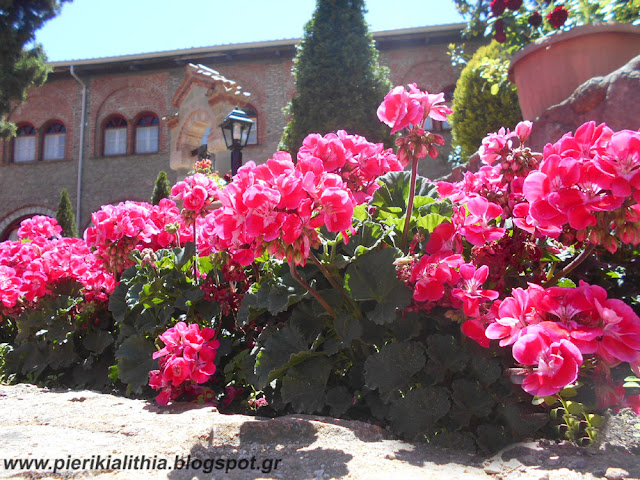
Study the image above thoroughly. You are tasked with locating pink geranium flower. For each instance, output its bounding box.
[376,85,423,134]
[149,322,221,405]
[513,325,583,397]
[451,264,499,317]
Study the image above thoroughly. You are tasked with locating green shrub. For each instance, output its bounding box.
[151,170,171,205]
[449,41,522,161]
[56,189,78,238]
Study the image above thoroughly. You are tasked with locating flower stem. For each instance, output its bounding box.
[543,243,596,288]
[289,262,337,318]
[309,252,361,319]
[401,152,419,251]
[192,219,199,283]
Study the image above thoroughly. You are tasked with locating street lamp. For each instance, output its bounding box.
[219,107,253,175]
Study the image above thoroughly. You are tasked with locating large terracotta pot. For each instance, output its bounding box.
[508,23,640,121]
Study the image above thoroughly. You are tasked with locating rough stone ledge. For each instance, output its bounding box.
[1,384,639,480]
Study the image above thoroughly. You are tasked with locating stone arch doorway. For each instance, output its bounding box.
[168,64,252,178]
[0,206,58,241]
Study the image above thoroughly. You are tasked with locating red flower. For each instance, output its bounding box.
[490,0,506,17]
[528,11,543,27]
[547,6,569,29]
[494,19,507,43]
[505,0,523,10]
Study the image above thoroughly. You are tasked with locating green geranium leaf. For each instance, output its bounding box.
[469,355,502,387]
[48,340,78,371]
[326,386,353,417]
[333,313,362,347]
[411,196,436,209]
[237,292,267,328]
[114,334,157,394]
[13,342,48,377]
[372,171,436,213]
[416,213,450,233]
[289,303,324,344]
[364,342,426,396]
[501,405,549,436]
[555,278,577,288]
[389,311,423,342]
[258,271,308,316]
[345,248,412,325]
[452,379,495,418]
[82,330,114,354]
[280,356,332,413]
[174,288,205,311]
[352,204,369,222]
[126,283,144,310]
[389,386,450,436]
[426,334,470,373]
[174,242,196,269]
[344,220,385,258]
[108,281,129,322]
[254,323,309,388]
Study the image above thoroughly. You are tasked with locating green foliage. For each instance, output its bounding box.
[279,0,392,155]
[234,171,548,450]
[108,244,214,393]
[151,170,171,205]
[106,244,254,399]
[56,189,78,238]
[548,393,605,446]
[0,1,70,138]
[449,41,522,161]
[2,281,114,389]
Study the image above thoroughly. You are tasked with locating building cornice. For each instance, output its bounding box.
[48,23,466,75]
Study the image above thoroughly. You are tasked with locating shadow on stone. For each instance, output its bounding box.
[166,417,352,479]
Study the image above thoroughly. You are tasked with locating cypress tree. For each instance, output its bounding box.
[279,0,393,156]
[151,170,171,205]
[56,188,78,238]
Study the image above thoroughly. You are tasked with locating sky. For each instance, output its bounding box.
[34,0,467,62]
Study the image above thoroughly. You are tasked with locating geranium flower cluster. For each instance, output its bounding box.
[17,215,62,240]
[483,282,640,397]
[377,84,453,166]
[84,199,192,274]
[148,322,220,405]
[523,123,640,253]
[170,172,220,218]
[200,261,250,318]
[298,130,403,204]
[0,216,114,316]
[395,114,640,400]
[204,132,401,266]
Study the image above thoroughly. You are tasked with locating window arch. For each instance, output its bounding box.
[135,113,159,154]
[13,124,36,163]
[43,121,66,160]
[243,106,258,146]
[103,115,128,156]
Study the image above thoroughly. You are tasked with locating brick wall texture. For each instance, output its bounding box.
[0,27,470,238]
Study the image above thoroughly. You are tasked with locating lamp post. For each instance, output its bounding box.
[219,107,253,176]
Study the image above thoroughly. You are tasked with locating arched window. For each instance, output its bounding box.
[13,124,36,163]
[244,107,258,145]
[135,113,159,154]
[43,121,66,160]
[103,115,128,156]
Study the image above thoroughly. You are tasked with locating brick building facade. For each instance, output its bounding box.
[0,24,468,239]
